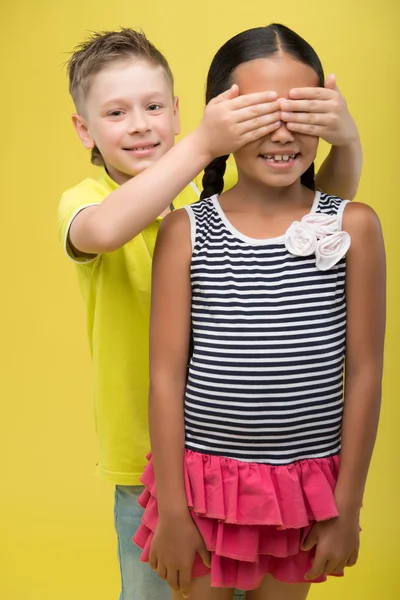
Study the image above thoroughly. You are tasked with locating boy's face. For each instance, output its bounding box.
[73,59,180,184]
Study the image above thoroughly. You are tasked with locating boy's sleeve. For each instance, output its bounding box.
[57,180,102,264]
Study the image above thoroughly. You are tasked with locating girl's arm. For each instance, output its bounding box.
[148,209,210,598]
[303,201,386,580]
[334,202,386,511]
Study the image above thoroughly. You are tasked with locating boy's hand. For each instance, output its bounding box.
[280,75,359,146]
[149,512,210,598]
[302,510,360,580]
[196,84,282,160]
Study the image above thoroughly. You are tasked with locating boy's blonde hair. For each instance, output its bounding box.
[67,28,174,166]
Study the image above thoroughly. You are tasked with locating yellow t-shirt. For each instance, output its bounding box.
[58,161,238,485]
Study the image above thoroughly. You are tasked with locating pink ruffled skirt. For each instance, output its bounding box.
[133,450,342,590]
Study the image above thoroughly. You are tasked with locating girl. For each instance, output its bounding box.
[134,24,386,600]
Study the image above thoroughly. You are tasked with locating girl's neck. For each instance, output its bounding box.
[225,174,313,214]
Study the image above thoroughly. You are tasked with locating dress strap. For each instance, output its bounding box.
[337,199,351,229]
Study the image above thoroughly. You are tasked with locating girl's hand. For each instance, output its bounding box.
[149,512,211,598]
[196,84,282,160]
[280,75,359,146]
[302,510,360,580]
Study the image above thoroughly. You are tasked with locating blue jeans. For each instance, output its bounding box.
[114,485,245,600]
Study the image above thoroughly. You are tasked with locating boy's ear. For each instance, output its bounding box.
[173,97,181,136]
[72,114,95,150]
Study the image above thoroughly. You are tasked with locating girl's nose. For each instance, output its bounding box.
[270,122,295,144]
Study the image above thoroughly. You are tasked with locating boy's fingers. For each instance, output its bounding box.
[288,87,333,100]
[281,111,329,125]
[213,84,240,103]
[237,102,281,123]
[280,99,329,114]
[325,73,340,92]
[241,114,281,136]
[229,90,278,109]
[239,121,281,145]
[285,122,322,137]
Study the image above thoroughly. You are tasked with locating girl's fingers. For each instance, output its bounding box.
[157,564,168,580]
[324,558,346,575]
[178,567,193,598]
[149,551,157,571]
[331,559,347,575]
[166,567,180,591]
[305,554,328,581]
[346,549,359,567]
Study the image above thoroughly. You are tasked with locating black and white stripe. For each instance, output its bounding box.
[183,192,348,465]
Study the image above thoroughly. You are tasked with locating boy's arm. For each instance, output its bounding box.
[281,75,362,199]
[314,137,362,200]
[68,88,282,255]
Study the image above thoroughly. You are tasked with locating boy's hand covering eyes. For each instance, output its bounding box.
[197,84,283,159]
[279,74,359,146]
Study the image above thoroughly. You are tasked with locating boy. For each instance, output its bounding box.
[58,28,362,600]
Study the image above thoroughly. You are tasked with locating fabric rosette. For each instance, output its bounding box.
[284,222,317,256]
[301,213,340,238]
[285,212,350,270]
[316,231,351,271]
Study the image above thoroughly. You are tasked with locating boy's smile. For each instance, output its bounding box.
[73,59,180,184]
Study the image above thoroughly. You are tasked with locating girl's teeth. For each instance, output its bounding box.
[263,154,296,162]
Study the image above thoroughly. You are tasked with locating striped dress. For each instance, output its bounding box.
[184,191,348,464]
[134,191,351,589]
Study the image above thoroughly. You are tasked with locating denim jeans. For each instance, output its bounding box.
[114,485,245,599]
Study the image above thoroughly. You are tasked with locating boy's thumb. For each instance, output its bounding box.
[214,84,239,103]
[325,73,339,92]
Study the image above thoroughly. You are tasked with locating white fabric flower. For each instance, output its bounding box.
[301,213,340,238]
[316,231,351,271]
[285,222,317,256]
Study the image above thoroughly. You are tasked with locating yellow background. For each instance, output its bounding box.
[1,0,399,598]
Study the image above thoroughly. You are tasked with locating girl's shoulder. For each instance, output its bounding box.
[341,202,384,260]
[342,201,381,235]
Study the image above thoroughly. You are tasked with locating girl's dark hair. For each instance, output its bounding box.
[200,24,324,200]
